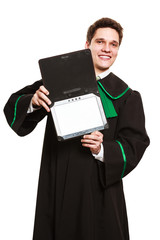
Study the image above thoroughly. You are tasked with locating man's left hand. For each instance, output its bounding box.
[81,131,103,155]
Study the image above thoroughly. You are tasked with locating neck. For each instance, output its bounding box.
[96,69,111,79]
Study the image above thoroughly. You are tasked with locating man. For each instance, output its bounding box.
[4,18,149,240]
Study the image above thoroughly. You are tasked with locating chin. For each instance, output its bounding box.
[99,66,110,71]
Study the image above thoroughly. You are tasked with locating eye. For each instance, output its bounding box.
[96,40,103,44]
[111,42,119,47]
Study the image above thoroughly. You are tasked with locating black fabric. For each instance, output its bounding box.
[4,73,150,240]
[99,72,129,98]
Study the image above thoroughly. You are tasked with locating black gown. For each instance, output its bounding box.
[4,72,150,240]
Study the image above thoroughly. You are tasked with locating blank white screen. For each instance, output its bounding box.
[52,96,103,136]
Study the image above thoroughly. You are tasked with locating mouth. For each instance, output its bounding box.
[98,55,111,60]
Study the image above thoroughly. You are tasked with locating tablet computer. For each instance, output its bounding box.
[39,49,108,140]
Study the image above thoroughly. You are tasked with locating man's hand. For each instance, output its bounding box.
[32,85,51,112]
[81,131,103,155]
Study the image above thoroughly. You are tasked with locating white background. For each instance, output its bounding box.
[0,0,159,239]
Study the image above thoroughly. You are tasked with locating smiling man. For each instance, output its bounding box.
[85,27,119,75]
[4,18,149,240]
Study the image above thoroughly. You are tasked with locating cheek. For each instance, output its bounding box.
[90,45,100,55]
[112,49,118,58]
[90,50,98,61]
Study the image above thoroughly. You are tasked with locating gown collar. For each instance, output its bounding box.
[97,72,130,99]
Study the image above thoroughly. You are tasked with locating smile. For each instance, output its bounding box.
[99,55,111,60]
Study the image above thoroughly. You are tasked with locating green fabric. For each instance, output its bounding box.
[11,95,24,128]
[97,81,130,100]
[116,140,127,178]
[97,82,117,118]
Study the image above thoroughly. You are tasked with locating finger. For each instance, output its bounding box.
[83,134,103,143]
[81,137,101,143]
[81,139,97,145]
[82,143,98,148]
[39,85,49,95]
[91,131,103,138]
[37,91,52,105]
[37,98,50,112]
[84,131,103,138]
[83,134,98,140]
[81,138,101,146]
[91,131,101,135]
[91,131,103,142]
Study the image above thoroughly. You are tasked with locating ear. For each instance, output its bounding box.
[85,41,90,49]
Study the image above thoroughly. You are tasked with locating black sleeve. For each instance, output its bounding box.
[4,80,48,136]
[98,91,150,188]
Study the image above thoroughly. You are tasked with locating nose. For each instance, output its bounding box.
[102,43,111,52]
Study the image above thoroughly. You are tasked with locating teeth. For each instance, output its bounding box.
[99,56,110,59]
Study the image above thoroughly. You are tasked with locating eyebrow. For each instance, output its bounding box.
[112,40,119,44]
[95,38,119,45]
[95,38,105,41]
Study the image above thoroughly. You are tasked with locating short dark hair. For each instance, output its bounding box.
[86,17,123,45]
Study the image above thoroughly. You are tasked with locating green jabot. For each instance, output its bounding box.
[97,82,118,118]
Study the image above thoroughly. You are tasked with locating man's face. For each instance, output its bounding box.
[85,27,120,75]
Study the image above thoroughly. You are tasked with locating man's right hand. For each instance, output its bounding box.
[32,85,51,112]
